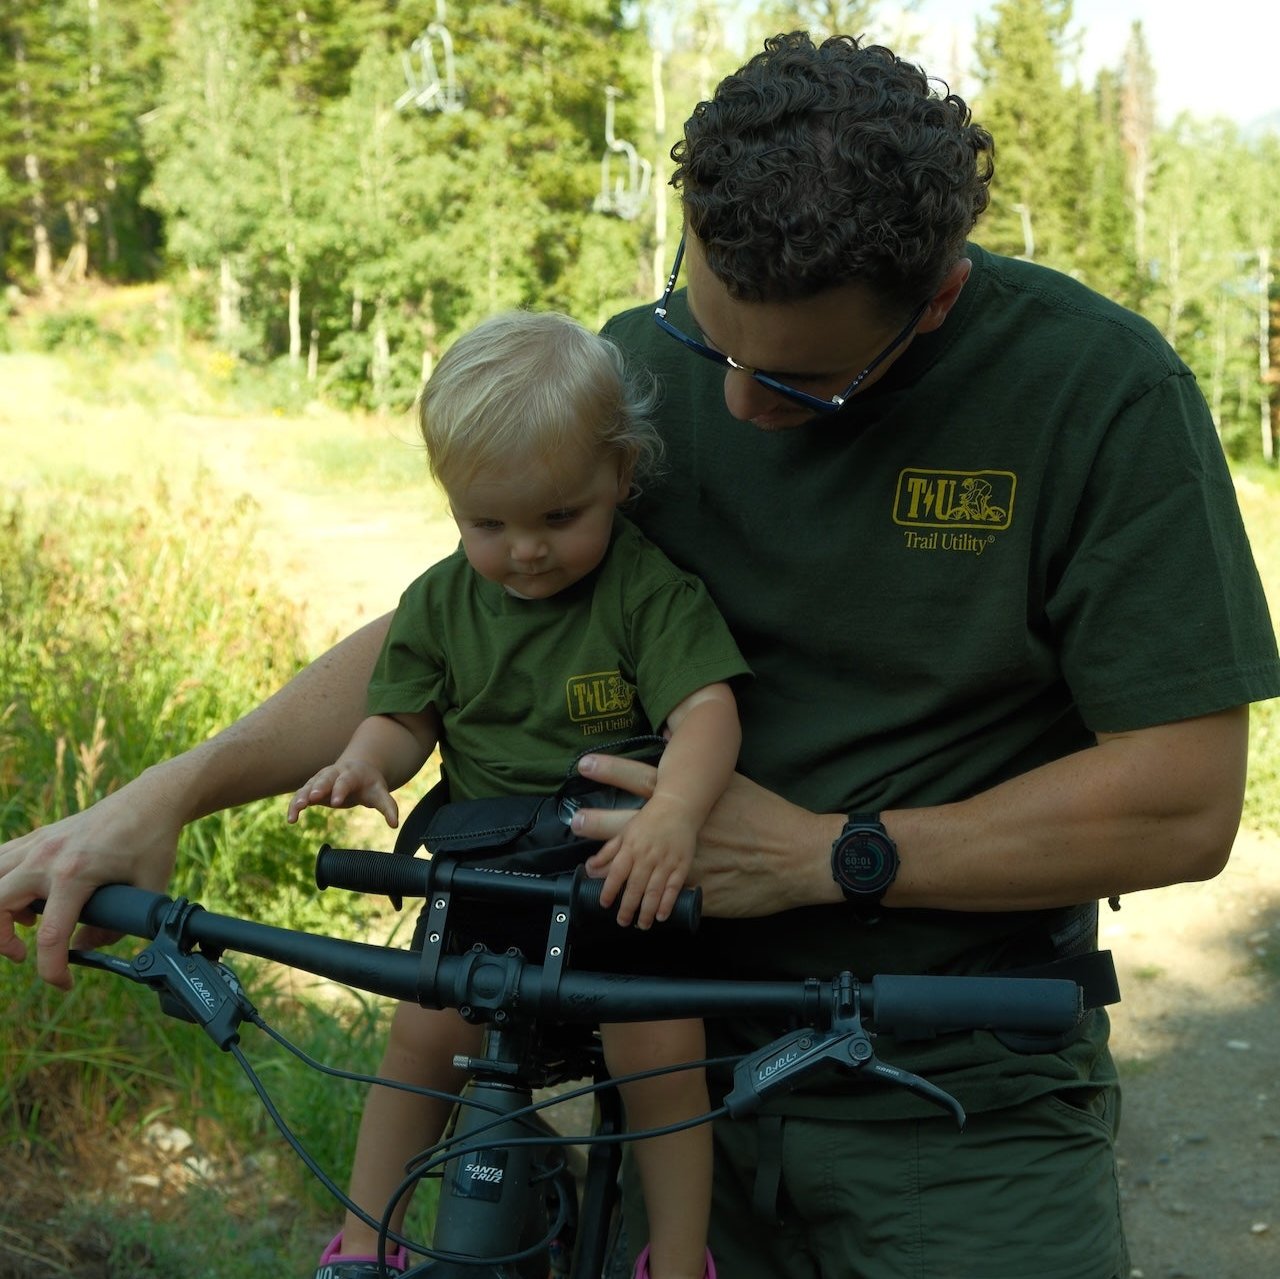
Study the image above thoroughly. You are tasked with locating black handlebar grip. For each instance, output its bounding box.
[76,884,174,939]
[573,875,702,934]
[315,845,431,898]
[869,974,1082,1038]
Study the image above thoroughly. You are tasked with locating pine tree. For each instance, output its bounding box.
[0,9,57,286]
[0,0,162,287]
[1076,68,1138,304]
[972,0,1081,267]
[748,1,884,43]
[1117,21,1156,293]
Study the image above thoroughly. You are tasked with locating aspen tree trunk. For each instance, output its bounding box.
[13,31,54,288]
[1209,294,1228,439]
[651,45,667,299]
[308,308,320,383]
[218,255,240,344]
[288,268,302,364]
[1163,223,1185,344]
[1259,246,1274,464]
[372,299,391,412]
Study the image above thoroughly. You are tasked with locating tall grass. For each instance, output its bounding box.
[1236,471,1280,832]
[0,480,336,914]
[0,481,412,1267]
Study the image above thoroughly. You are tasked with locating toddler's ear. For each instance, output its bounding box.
[616,458,635,501]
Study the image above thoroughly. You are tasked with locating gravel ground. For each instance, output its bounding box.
[1104,828,1278,1279]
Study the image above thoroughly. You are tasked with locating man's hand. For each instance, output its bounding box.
[573,753,840,918]
[0,772,183,989]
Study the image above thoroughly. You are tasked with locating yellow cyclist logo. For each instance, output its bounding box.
[893,469,1016,531]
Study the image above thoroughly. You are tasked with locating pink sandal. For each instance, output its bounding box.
[631,1243,717,1278]
[313,1231,409,1278]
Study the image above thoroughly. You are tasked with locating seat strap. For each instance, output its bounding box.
[997,947,1121,1010]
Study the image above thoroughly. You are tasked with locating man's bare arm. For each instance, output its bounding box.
[573,706,1250,918]
[0,613,395,988]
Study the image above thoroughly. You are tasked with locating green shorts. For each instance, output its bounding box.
[621,1088,1129,1279]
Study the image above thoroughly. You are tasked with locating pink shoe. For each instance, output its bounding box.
[632,1244,717,1278]
[314,1231,409,1278]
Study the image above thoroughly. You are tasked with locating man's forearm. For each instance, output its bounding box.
[158,613,394,824]
[575,706,1250,917]
[882,706,1248,912]
[658,706,1250,918]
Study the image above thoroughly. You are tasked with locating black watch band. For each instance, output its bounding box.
[830,812,899,922]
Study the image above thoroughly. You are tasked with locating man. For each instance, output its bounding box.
[3,33,1277,1279]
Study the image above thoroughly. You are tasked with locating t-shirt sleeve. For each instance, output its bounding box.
[365,574,448,718]
[1047,370,1279,732]
[627,572,752,730]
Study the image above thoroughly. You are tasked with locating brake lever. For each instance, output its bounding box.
[69,897,256,1050]
[723,980,967,1129]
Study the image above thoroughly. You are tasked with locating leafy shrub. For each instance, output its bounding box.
[33,308,122,352]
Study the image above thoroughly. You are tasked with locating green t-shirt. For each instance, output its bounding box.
[603,244,1280,1118]
[367,515,750,801]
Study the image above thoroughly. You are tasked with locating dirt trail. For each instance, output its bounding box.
[154,410,458,654]
[1103,829,1278,1278]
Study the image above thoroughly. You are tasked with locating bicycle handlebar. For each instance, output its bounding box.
[52,868,1093,1125]
[68,881,1082,1038]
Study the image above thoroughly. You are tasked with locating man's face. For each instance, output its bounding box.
[682,233,923,431]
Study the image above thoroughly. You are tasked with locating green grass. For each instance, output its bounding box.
[0,469,400,1268]
[0,329,448,1268]
[4,963,410,1276]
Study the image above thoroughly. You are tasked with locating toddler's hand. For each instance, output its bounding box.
[286,760,399,827]
[587,798,695,929]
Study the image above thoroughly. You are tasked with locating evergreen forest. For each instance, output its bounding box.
[3,0,1278,461]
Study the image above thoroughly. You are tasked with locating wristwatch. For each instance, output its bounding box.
[831,813,899,922]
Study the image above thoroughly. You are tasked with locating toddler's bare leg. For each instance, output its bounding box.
[341,1001,482,1255]
[603,1018,711,1279]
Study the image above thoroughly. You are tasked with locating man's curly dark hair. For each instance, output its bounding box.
[672,32,994,314]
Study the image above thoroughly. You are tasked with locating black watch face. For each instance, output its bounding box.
[838,832,896,892]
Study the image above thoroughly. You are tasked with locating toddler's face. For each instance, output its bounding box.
[447,448,629,600]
